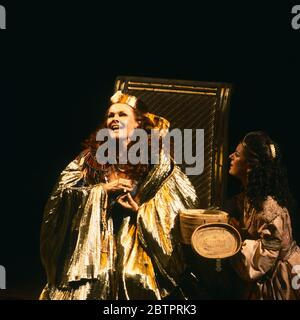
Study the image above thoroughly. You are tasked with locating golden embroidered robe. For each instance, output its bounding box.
[39,151,198,300]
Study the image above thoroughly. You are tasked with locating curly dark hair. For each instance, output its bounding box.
[242,131,293,212]
[81,96,160,183]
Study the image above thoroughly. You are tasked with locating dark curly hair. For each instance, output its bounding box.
[242,131,293,212]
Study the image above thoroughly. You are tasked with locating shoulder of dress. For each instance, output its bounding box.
[261,196,285,223]
[60,150,91,176]
[63,151,86,170]
[75,149,90,164]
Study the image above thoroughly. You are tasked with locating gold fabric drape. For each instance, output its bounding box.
[40,151,198,300]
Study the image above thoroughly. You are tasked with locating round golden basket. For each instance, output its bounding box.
[191,223,242,259]
[179,209,229,244]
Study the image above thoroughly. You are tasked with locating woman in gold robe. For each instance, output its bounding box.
[228,131,300,299]
[39,91,198,300]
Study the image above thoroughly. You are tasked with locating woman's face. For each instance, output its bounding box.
[229,143,249,181]
[106,103,139,139]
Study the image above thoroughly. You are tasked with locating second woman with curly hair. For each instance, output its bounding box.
[228,131,300,299]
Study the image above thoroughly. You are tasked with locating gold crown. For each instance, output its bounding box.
[110,90,138,109]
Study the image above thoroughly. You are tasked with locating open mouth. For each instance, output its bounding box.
[110,124,122,132]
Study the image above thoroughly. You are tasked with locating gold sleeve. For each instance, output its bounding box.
[40,159,108,287]
[137,165,198,292]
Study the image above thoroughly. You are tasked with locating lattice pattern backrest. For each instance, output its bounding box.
[114,76,232,208]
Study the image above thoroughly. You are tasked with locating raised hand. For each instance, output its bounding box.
[117,193,139,212]
[102,178,133,194]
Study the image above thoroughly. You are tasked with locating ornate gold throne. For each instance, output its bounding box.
[114,76,232,209]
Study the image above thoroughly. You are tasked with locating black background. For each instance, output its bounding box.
[0,1,300,300]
